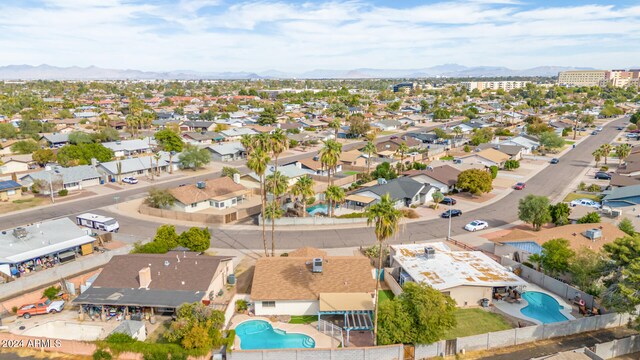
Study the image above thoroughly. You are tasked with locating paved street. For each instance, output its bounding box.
[0,118,625,250]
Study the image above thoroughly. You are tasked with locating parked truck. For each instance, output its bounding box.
[17,298,65,319]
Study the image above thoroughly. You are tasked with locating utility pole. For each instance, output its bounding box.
[48,171,55,204]
[447,201,452,241]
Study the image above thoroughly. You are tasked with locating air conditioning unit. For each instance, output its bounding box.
[196,181,206,189]
[585,229,602,240]
[312,258,323,273]
[424,247,436,259]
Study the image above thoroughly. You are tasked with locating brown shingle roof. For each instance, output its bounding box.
[251,254,375,301]
[610,174,640,187]
[403,165,460,186]
[288,247,328,258]
[169,176,247,204]
[92,253,232,291]
[298,158,323,171]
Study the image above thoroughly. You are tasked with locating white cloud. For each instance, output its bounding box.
[0,0,638,72]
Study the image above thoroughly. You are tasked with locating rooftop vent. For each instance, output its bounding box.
[312,258,323,273]
[164,260,170,267]
[13,227,28,239]
[196,181,206,189]
[377,178,388,185]
[424,247,436,259]
[585,228,602,241]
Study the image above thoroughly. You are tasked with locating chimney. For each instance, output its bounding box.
[233,173,241,184]
[139,267,151,289]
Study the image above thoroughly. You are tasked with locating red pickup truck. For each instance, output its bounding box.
[16,298,65,319]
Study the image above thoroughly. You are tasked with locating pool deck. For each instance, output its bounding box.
[493,284,575,325]
[229,315,340,350]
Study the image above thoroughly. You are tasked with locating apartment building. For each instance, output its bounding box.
[558,69,640,87]
[461,81,530,91]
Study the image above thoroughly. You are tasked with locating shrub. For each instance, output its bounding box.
[93,349,113,360]
[43,286,60,300]
[401,209,419,219]
[577,212,601,224]
[600,166,608,171]
[58,189,68,196]
[21,187,28,192]
[306,197,315,206]
[105,333,136,344]
[504,159,520,170]
[226,330,236,350]
[363,245,389,259]
[11,306,18,314]
[336,212,366,219]
[578,182,586,191]
[235,300,248,313]
[463,145,471,152]
[587,184,601,192]
[489,165,498,179]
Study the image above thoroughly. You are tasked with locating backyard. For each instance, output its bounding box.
[442,309,513,340]
[563,192,602,203]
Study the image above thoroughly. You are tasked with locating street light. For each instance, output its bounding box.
[46,168,54,204]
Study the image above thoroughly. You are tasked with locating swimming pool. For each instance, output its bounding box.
[306,204,337,216]
[520,291,569,324]
[235,320,316,350]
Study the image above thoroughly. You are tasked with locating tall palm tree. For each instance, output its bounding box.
[325,185,345,218]
[452,126,463,142]
[291,175,315,217]
[329,118,342,140]
[263,201,284,239]
[265,171,289,256]
[396,141,409,172]
[319,140,343,213]
[366,193,402,346]
[247,148,271,257]
[153,153,161,176]
[363,141,376,175]
[600,143,612,165]
[240,134,255,153]
[592,148,603,168]
[268,130,289,255]
[616,143,632,165]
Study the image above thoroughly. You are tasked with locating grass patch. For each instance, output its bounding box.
[0,197,45,214]
[380,131,396,135]
[343,171,360,176]
[564,140,575,145]
[563,192,602,203]
[336,212,367,219]
[440,156,454,160]
[442,309,512,340]
[378,290,394,305]
[289,315,317,324]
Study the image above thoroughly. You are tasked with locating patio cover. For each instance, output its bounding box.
[345,194,376,204]
[319,293,374,312]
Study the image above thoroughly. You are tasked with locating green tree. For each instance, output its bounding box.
[600,104,623,117]
[258,107,277,125]
[43,286,60,300]
[146,188,175,209]
[221,166,240,179]
[432,191,444,209]
[11,140,39,154]
[68,131,94,145]
[541,238,575,276]
[371,162,397,180]
[457,169,493,195]
[527,253,543,271]
[609,259,640,313]
[603,235,640,267]
[325,185,345,218]
[366,193,402,346]
[377,282,456,345]
[619,218,636,236]
[630,110,640,125]
[387,101,401,111]
[164,302,225,350]
[328,118,342,140]
[518,194,551,231]
[592,148,604,168]
[134,224,179,253]
[433,128,450,140]
[177,227,211,252]
[489,165,498,179]
[363,141,376,175]
[57,143,113,166]
[347,114,370,137]
[92,127,120,142]
[433,108,451,120]
[247,146,271,257]
[600,143,612,165]
[155,129,184,174]
[470,128,493,146]
[396,142,409,171]
[577,212,601,224]
[178,145,211,170]
[291,175,315,217]
[32,149,56,166]
[0,123,17,139]
[504,159,520,170]
[616,143,632,164]
[539,131,564,151]
[267,129,289,255]
[569,248,605,291]
[549,202,570,226]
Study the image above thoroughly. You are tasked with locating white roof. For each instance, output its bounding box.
[391,242,526,291]
[77,213,115,223]
[102,138,155,152]
[0,218,95,264]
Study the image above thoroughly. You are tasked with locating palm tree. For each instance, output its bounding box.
[264,201,284,241]
[247,148,271,257]
[616,143,631,165]
[268,130,289,255]
[366,193,402,346]
[240,134,255,153]
[592,148,603,168]
[291,175,315,217]
[153,153,161,176]
[319,140,343,213]
[528,253,543,272]
[329,118,342,140]
[363,141,376,175]
[600,143,612,165]
[396,141,409,172]
[265,171,289,256]
[452,126,462,143]
[325,185,345,218]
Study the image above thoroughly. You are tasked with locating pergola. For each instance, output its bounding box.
[317,293,374,345]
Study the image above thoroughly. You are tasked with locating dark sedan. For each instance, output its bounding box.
[440,197,457,205]
[550,158,559,164]
[595,171,612,180]
[441,209,463,218]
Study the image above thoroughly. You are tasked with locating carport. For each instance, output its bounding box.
[317,293,374,345]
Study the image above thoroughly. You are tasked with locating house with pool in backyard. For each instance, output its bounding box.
[230,247,377,350]
[387,243,576,325]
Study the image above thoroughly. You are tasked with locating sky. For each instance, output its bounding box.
[0,0,639,73]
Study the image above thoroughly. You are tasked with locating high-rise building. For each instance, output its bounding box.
[558,69,640,87]
[460,81,530,91]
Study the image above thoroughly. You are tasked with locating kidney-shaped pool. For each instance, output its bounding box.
[520,291,569,324]
[235,320,316,350]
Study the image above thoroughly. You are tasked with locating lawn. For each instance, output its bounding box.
[0,197,45,214]
[378,290,395,305]
[564,140,575,145]
[343,171,360,176]
[442,308,512,340]
[440,156,454,160]
[289,315,317,324]
[563,192,602,203]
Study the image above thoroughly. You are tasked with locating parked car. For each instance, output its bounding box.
[596,127,603,131]
[595,171,612,180]
[513,182,526,190]
[617,127,624,131]
[550,158,559,164]
[591,131,598,135]
[122,177,138,184]
[440,197,457,205]
[17,298,65,319]
[441,209,463,218]
[570,198,601,209]
[464,220,489,232]
[390,136,398,140]
[626,133,638,139]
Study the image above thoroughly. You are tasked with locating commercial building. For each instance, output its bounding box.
[461,81,530,91]
[558,69,640,87]
[389,243,527,307]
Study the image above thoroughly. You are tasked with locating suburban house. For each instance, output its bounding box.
[461,148,510,168]
[74,252,235,316]
[0,158,31,174]
[402,165,461,193]
[207,142,246,162]
[475,144,524,161]
[0,180,22,201]
[181,121,216,132]
[350,177,431,208]
[169,176,250,213]
[244,164,315,188]
[251,247,375,342]
[182,132,224,145]
[389,243,527,307]
[40,133,70,148]
[293,157,342,176]
[102,138,155,158]
[500,134,539,153]
[375,137,421,153]
[372,119,402,131]
[21,165,102,193]
[220,128,257,141]
[339,149,369,167]
[96,152,178,182]
[609,174,640,188]
[407,132,438,144]
[602,184,640,207]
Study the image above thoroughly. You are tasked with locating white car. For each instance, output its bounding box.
[570,198,601,208]
[464,220,489,232]
[122,177,138,184]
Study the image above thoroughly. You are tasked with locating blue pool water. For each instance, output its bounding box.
[520,291,569,324]
[235,320,316,350]
[306,204,337,216]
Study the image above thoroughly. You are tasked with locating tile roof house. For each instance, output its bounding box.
[475,143,525,160]
[169,176,250,213]
[74,252,234,311]
[21,165,102,194]
[251,248,375,316]
[182,131,224,145]
[461,148,511,168]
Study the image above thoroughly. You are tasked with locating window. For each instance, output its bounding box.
[7,189,15,196]
[262,301,275,308]
[231,198,237,205]
[191,203,197,208]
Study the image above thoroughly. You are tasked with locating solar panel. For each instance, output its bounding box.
[0,180,21,191]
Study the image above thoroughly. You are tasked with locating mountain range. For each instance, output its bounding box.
[0,64,597,80]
